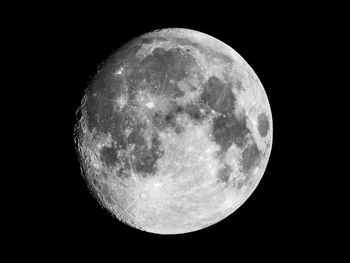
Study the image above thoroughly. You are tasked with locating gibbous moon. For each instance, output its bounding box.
[75,28,272,234]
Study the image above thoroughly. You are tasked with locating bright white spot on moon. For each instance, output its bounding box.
[146,101,155,108]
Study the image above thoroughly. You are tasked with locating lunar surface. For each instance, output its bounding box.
[75,28,272,234]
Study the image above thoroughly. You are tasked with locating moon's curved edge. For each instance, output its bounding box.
[79,28,273,234]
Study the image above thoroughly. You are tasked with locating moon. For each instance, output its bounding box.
[75,28,273,234]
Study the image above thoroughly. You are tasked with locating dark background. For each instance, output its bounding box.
[15,4,340,258]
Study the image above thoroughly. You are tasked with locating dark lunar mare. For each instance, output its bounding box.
[152,104,185,134]
[132,133,164,176]
[127,47,198,99]
[241,140,261,174]
[200,75,251,152]
[217,164,233,184]
[199,74,263,188]
[212,112,249,152]
[100,144,119,167]
[152,101,212,134]
[126,118,165,176]
[225,140,262,190]
[202,76,236,114]
[257,112,270,137]
[184,102,212,122]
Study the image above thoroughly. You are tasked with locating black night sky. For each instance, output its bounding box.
[17,4,337,257]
